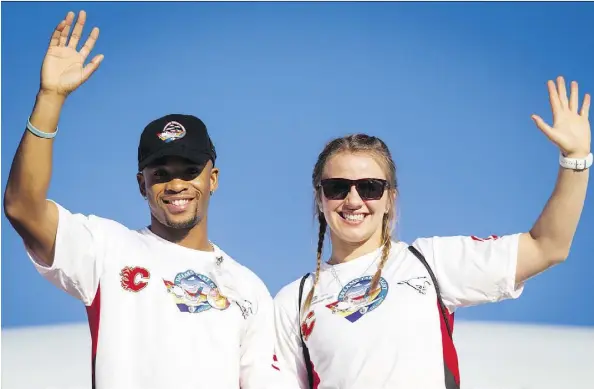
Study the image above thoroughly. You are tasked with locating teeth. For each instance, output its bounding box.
[171,199,189,206]
[343,213,365,221]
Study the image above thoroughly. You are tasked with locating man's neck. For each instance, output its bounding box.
[328,232,383,265]
[149,219,213,252]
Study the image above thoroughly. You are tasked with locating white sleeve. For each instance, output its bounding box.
[273,291,309,389]
[239,282,289,389]
[412,233,524,311]
[26,202,105,306]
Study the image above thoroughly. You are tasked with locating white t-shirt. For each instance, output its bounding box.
[27,202,280,389]
[273,234,524,389]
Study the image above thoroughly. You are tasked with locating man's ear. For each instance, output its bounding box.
[137,172,147,199]
[209,165,219,195]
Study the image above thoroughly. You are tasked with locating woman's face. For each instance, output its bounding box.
[319,152,391,247]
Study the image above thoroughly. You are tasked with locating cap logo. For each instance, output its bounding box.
[157,121,186,143]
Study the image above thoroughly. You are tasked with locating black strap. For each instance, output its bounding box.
[407,245,453,338]
[298,273,314,389]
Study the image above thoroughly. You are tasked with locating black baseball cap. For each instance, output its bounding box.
[137,114,217,172]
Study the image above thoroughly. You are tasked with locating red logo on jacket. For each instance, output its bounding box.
[272,354,280,371]
[301,311,316,341]
[120,266,150,292]
[470,235,500,242]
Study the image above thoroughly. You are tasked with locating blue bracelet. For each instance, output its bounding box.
[27,117,58,139]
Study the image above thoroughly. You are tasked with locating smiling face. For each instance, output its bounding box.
[301,134,398,313]
[319,152,392,247]
[137,156,218,230]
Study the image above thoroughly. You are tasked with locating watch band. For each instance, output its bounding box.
[559,152,593,171]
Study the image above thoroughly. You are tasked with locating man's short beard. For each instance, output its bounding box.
[166,214,202,230]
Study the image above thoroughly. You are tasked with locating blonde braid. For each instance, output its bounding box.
[302,213,327,315]
[369,213,392,292]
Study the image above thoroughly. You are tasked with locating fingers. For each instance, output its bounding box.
[79,27,100,60]
[68,10,87,49]
[81,54,105,83]
[557,76,569,109]
[581,93,591,119]
[547,80,561,116]
[569,81,579,113]
[58,12,75,47]
[548,76,586,116]
[531,114,558,143]
[49,20,66,48]
[549,76,590,118]
[56,10,99,60]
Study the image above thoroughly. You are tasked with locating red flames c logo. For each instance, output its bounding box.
[120,266,150,292]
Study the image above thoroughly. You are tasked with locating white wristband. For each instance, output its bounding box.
[26,117,58,139]
[559,152,593,171]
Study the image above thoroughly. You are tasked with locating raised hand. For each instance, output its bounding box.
[532,76,591,158]
[40,10,104,97]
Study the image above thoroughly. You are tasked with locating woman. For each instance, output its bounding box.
[272,77,591,389]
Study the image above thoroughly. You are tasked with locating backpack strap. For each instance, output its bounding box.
[298,273,314,389]
[407,245,453,338]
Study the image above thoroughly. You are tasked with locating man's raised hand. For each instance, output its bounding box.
[41,10,104,97]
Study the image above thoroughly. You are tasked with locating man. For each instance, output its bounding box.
[4,10,278,389]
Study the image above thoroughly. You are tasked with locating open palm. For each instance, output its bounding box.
[41,11,103,96]
[532,77,591,157]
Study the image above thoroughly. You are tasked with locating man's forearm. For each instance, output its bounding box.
[4,91,65,216]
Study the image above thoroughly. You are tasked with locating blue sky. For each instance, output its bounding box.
[2,2,593,328]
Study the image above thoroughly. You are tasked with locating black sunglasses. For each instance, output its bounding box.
[319,178,389,201]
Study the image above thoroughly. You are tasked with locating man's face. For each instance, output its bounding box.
[137,156,218,230]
